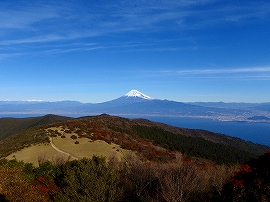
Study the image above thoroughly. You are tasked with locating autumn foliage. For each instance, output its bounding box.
[220,150,270,201]
[1,151,270,201]
[1,115,269,201]
[0,166,49,201]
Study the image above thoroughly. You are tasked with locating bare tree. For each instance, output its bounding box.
[121,154,156,197]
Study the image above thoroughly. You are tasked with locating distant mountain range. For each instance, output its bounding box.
[1,89,270,122]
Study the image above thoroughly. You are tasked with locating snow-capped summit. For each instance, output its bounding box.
[125,90,153,100]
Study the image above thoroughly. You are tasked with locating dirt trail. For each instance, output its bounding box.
[49,137,78,159]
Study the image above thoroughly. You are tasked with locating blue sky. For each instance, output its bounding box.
[1,0,270,103]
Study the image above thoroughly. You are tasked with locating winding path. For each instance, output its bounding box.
[49,137,78,159]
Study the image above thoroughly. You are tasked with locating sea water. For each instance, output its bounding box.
[1,114,269,146]
[131,116,270,146]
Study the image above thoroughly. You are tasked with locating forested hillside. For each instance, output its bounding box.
[0,114,270,201]
[1,114,269,164]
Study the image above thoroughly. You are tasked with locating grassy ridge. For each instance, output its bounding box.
[1,114,269,164]
[0,126,50,158]
[0,114,71,140]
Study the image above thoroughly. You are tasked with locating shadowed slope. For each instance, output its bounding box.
[0,114,71,140]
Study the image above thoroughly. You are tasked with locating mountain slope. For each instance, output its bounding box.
[125,89,153,100]
[1,114,269,164]
[0,114,71,140]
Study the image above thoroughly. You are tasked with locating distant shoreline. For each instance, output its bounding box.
[1,114,269,146]
[1,113,270,124]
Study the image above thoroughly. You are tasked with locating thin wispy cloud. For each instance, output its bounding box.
[154,67,270,81]
[0,0,268,65]
[1,1,270,102]
[0,8,58,30]
[1,0,269,48]
[174,67,270,75]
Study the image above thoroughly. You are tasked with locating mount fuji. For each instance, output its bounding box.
[100,90,154,106]
[81,90,234,117]
[1,90,270,122]
[0,89,208,116]
[124,90,153,100]
[82,90,155,112]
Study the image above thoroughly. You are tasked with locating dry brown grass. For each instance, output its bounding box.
[116,154,237,202]
[6,127,132,166]
[5,144,65,167]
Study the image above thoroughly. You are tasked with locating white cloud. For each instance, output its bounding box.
[175,67,270,75]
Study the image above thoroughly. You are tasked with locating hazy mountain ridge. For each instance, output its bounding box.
[1,90,270,122]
